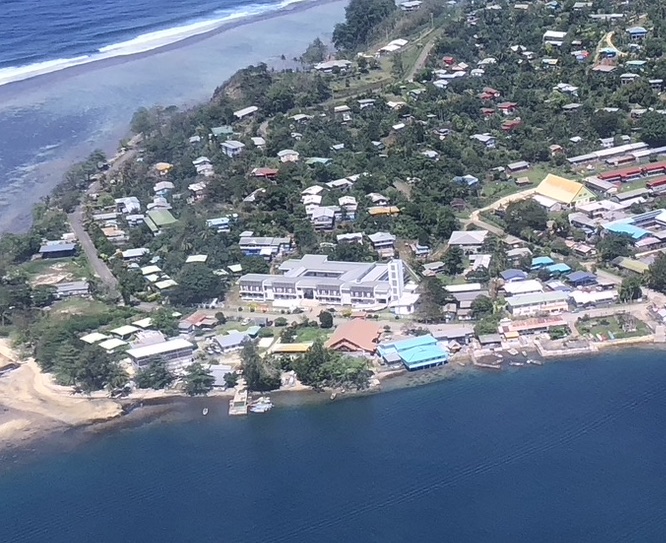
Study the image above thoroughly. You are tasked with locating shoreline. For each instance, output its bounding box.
[0,0,342,96]
[0,0,349,235]
[1,337,661,458]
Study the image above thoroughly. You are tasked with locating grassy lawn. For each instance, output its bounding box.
[577,314,651,340]
[294,327,332,343]
[21,256,90,285]
[51,298,110,316]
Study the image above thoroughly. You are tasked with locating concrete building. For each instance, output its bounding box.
[238,254,412,310]
[506,291,571,317]
[239,235,292,260]
[126,338,195,371]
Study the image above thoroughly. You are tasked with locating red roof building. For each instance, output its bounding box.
[252,167,279,179]
[324,319,384,354]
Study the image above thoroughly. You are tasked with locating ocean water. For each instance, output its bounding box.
[1,350,666,542]
[0,0,347,232]
[0,0,312,86]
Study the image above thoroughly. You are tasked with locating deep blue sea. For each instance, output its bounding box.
[0,0,346,232]
[2,350,666,542]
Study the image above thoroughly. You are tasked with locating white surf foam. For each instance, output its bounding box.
[0,0,308,88]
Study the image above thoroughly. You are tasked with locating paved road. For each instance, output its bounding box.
[68,146,139,299]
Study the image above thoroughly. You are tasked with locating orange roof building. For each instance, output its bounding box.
[325,319,383,354]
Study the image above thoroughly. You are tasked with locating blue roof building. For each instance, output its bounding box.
[377,335,449,371]
[531,256,555,270]
[627,26,648,41]
[604,223,651,241]
[545,263,572,275]
[500,269,528,282]
[566,271,597,286]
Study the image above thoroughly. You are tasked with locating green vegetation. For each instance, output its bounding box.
[183,362,215,396]
[292,338,372,390]
[241,341,281,392]
[333,0,397,52]
[577,314,650,340]
[135,361,175,390]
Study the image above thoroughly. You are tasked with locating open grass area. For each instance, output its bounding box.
[51,298,110,316]
[294,327,332,343]
[577,314,651,340]
[21,256,90,286]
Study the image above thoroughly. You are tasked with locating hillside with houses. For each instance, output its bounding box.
[3,0,666,398]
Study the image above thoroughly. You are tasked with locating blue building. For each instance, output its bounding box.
[566,271,597,287]
[545,263,572,276]
[500,269,528,282]
[377,335,449,371]
[627,26,648,42]
[603,223,651,241]
[531,256,555,270]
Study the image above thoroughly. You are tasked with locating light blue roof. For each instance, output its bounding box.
[378,335,449,368]
[604,223,650,240]
[546,263,572,274]
[627,26,647,33]
[532,256,555,266]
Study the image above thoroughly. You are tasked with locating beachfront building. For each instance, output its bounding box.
[325,319,384,355]
[238,254,413,310]
[377,335,449,371]
[126,338,195,371]
[506,291,571,317]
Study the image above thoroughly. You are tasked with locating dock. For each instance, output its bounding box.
[228,388,248,416]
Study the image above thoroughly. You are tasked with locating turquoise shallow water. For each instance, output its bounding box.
[1,350,666,542]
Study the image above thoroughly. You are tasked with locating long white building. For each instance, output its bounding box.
[126,338,195,371]
[238,254,411,309]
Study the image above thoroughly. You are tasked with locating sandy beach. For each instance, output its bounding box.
[0,339,123,448]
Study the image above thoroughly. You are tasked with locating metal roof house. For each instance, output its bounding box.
[377,335,449,371]
[448,230,489,253]
[39,242,77,259]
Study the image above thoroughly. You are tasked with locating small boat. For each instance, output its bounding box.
[507,348,519,356]
[330,392,338,400]
[202,408,209,416]
[526,359,543,366]
[509,362,525,367]
[521,351,527,357]
[250,396,274,413]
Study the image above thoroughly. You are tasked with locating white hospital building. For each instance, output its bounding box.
[238,254,416,313]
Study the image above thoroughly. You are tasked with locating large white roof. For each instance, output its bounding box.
[126,338,194,359]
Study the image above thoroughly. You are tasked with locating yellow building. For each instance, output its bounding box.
[534,174,594,207]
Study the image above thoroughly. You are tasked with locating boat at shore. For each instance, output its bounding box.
[202,407,209,416]
[250,396,274,413]
[509,362,525,367]
[526,359,543,366]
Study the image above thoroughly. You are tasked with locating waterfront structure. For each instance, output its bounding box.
[377,335,449,371]
[126,338,195,370]
[325,319,383,354]
[238,254,413,310]
[505,291,571,317]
